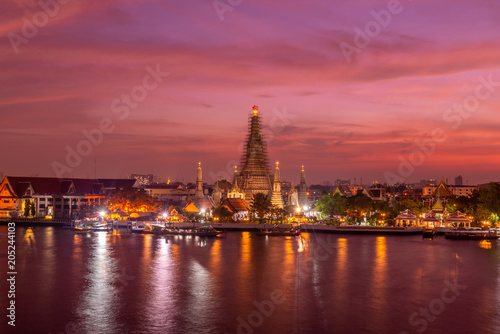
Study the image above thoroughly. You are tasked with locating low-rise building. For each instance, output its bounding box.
[0,176,136,219]
[422,183,477,197]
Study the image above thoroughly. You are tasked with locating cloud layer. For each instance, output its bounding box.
[2,0,500,184]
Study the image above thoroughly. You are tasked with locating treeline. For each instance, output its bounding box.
[314,183,500,226]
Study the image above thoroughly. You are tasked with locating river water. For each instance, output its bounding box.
[1,225,500,334]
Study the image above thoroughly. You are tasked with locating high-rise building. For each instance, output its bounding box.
[455,175,463,186]
[238,106,272,202]
[271,162,284,209]
[298,165,309,208]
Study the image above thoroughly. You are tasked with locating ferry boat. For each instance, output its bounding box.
[445,228,499,240]
[131,223,165,235]
[163,226,221,237]
[92,222,110,232]
[257,226,301,236]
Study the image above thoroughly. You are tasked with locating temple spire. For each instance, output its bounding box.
[271,162,284,208]
[298,165,308,208]
[195,162,203,198]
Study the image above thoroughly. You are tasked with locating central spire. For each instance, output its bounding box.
[238,105,272,202]
[252,105,259,116]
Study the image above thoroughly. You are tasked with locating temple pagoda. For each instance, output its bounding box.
[238,106,272,202]
[271,162,284,209]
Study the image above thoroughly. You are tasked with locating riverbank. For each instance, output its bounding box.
[2,219,427,234]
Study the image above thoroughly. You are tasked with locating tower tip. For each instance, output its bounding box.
[252,105,259,116]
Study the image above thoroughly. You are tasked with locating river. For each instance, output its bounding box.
[1,225,500,334]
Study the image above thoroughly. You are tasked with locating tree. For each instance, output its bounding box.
[347,192,373,216]
[106,188,160,213]
[250,193,272,223]
[213,205,233,222]
[393,197,423,215]
[473,183,500,225]
[30,201,36,216]
[270,206,287,223]
[315,192,347,217]
[24,200,33,217]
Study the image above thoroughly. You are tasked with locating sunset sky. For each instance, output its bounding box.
[2,0,500,185]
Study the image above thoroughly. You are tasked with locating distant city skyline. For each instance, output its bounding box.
[2,1,500,185]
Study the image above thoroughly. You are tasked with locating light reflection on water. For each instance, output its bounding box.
[4,227,500,334]
[77,232,121,333]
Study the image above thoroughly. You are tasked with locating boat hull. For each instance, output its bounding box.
[257,228,301,236]
[444,232,499,240]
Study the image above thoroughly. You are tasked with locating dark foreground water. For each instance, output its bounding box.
[1,225,500,334]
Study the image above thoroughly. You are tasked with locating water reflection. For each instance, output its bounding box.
[370,237,388,328]
[334,237,348,301]
[326,237,348,330]
[144,239,176,329]
[13,229,500,334]
[238,232,252,288]
[77,232,121,333]
[23,227,36,252]
[38,227,55,298]
[480,240,492,250]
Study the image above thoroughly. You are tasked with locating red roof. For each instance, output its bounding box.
[222,198,250,213]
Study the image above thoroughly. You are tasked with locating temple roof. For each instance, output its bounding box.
[433,180,453,197]
[445,211,471,222]
[333,184,353,197]
[395,209,418,220]
[222,198,250,213]
[183,201,200,213]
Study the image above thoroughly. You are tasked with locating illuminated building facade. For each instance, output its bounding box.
[0,176,136,219]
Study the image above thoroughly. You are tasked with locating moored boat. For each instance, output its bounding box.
[92,222,110,232]
[164,225,221,237]
[422,228,436,238]
[257,226,301,236]
[445,229,499,240]
[74,224,93,233]
[131,223,164,235]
